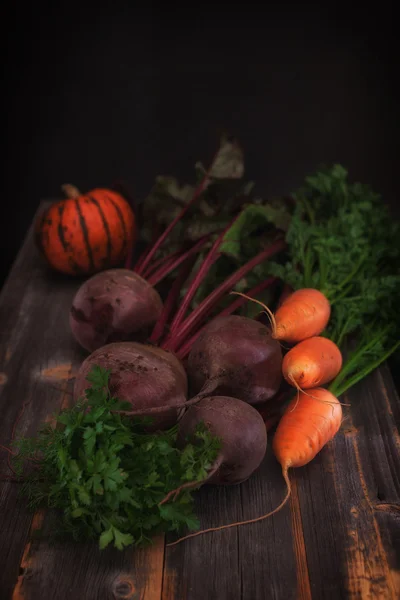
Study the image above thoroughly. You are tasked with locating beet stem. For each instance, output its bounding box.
[135,174,211,276]
[168,214,240,335]
[164,238,286,352]
[132,224,161,272]
[148,235,212,287]
[132,246,151,273]
[149,255,198,344]
[175,277,277,359]
[141,248,182,279]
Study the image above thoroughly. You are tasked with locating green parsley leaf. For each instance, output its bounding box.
[99,527,114,550]
[13,366,221,551]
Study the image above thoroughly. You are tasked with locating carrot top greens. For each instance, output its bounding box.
[13,366,220,550]
[268,165,400,397]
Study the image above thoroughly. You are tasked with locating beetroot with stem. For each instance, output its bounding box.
[162,238,286,352]
[175,277,277,359]
[73,341,188,430]
[187,315,282,405]
[70,235,211,353]
[69,142,223,354]
[160,395,267,503]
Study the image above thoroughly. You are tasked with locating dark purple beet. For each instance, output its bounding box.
[70,269,163,352]
[177,395,267,486]
[73,341,187,430]
[187,315,282,405]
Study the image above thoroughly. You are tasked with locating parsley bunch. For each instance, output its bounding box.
[13,366,220,550]
[268,165,400,397]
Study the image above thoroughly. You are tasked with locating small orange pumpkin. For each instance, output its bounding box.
[36,184,135,276]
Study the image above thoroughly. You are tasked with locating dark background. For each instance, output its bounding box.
[2,2,398,288]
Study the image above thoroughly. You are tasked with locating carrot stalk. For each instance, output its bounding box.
[163,239,286,352]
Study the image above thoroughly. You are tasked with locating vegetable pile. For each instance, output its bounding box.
[4,146,399,550]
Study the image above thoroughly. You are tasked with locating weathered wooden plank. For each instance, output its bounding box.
[0,203,85,596]
[12,527,165,600]
[162,485,242,600]
[237,449,301,600]
[0,203,166,600]
[295,368,400,599]
[0,482,32,600]
[163,447,300,600]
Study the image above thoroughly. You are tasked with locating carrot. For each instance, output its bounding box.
[233,288,330,343]
[282,336,342,390]
[270,387,342,511]
[165,388,342,547]
[273,289,330,342]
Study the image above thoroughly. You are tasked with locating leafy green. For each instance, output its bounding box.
[220,203,290,261]
[13,366,221,550]
[267,165,400,396]
[139,135,246,249]
[177,198,290,318]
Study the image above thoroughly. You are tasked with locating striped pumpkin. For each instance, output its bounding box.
[35,185,135,276]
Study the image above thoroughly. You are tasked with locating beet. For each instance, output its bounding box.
[70,269,163,352]
[187,315,282,405]
[73,341,187,430]
[159,396,267,506]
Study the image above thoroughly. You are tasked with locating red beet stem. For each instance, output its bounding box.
[163,238,286,352]
[175,277,277,359]
[167,215,240,335]
[133,223,161,272]
[147,235,212,287]
[146,254,182,283]
[149,255,198,344]
[141,248,182,279]
[135,175,211,276]
[132,245,152,273]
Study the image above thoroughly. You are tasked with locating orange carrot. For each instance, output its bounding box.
[232,288,330,343]
[273,288,330,342]
[165,388,342,547]
[270,388,342,512]
[282,336,342,390]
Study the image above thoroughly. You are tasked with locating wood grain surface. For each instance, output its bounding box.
[0,204,399,599]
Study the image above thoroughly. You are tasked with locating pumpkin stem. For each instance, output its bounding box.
[61,184,81,199]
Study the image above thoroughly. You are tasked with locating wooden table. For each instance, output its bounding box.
[1,208,399,600]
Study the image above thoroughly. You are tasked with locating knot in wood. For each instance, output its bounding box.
[112,576,135,599]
